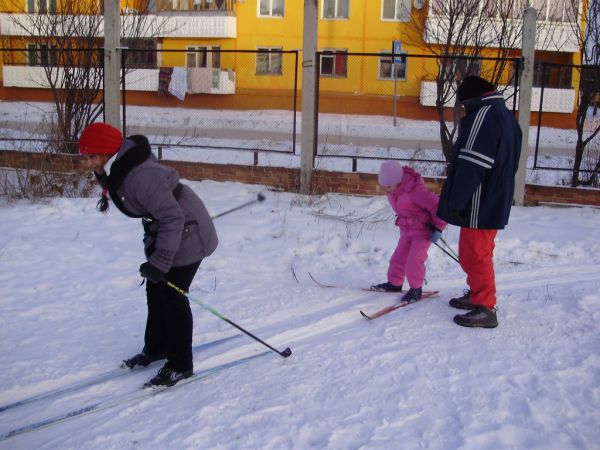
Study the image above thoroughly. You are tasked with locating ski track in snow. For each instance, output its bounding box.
[0,182,599,449]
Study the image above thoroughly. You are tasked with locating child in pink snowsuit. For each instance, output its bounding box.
[372,161,447,302]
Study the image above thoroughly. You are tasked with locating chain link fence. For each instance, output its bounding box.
[314,52,520,177]
[7,47,599,187]
[533,62,600,186]
[120,48,299,165]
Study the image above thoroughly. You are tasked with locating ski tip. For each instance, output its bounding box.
[281,347,292,358]
[257,192,266,202]
[359,310,372,319]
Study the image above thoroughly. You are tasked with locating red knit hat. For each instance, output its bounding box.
[79,122,123,155]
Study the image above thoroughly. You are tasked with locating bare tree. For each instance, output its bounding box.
[565,0,600,186]
[401,0,556,163]
[1,0,163,153]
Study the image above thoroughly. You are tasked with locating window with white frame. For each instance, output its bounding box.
[322,0,349,19]
[379,50,407,80]
[27,0,57,13]
[320,49,348,77]
[256,47,283,75]
[259,0,284,17]
[381,0,411,21]
[186,46,221,68]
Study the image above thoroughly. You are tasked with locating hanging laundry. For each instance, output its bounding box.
[212,68,221,90]
[187,67,213,94]
[158,67,173,96]
[169,67,187,101]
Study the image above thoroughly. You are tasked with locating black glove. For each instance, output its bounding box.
[450,209,466,222]
[139,262,166,284]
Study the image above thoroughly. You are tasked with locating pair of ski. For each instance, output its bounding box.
[308,272,438,319]
[0,335,267,442]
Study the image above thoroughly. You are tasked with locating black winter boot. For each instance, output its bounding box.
[401,287,422,303]
[453,307,498,328]
[371,281,403,292]
[449,290,477,310]
[145,366,193,388]
[122,351,166,369]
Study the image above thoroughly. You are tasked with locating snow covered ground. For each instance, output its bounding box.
[1,180,599,449]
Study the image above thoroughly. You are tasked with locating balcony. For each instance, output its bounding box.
[0,11,236,39]
[424,16,579,53]
[419,80,576,113]
[2,65,236,95]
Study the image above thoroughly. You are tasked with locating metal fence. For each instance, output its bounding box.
[120,48,300,163]
[533,62,600,185]
[18,48,600,184]
[314,52,521,177]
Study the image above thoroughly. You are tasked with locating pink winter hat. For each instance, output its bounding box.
[378,161,404,186]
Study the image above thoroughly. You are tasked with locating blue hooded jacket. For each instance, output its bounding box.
[437,92,522,229]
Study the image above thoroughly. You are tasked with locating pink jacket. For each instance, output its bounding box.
[386,167,447,238]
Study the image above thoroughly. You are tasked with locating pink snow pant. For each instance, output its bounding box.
[387,234,431,289]
[459,228,497,309]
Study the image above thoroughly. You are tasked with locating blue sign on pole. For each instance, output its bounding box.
[392,40,402,64]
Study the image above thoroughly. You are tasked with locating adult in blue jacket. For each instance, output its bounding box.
[437,76,522,328]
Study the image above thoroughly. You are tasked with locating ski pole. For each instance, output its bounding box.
[433,241,460,264]
[165,280,292,358]
[427,222,460,264]
[439,236,459,260]
[211,192,266,220]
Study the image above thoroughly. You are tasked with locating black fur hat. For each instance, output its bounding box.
[457,76,496,102]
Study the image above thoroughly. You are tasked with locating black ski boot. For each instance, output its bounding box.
[449,290,477,310]
[454,307,498,328]
[401,287,422,303]
[144,366,193,388]
[122,351,166,369]
[371,281,403,292]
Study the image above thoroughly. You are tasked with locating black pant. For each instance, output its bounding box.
[143,261,201,372]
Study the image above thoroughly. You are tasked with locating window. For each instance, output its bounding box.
[172,0,186,10]
[259,0,284,17]
[26,43,57,66]
[186,46,221,68]
[320,49,348,78]
[256,47,283,75]
[379,51,407,80]
[530,0,574,22]
[27,0,57,13]
[533,60,552,87]
[382,0,411,21]
[430,0,446,15]
[123,39,157,69]
[440,57,481,82]
[530,0,548,19]
[323,0,349,19]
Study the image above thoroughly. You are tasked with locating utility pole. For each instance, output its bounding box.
[515,7,536,206]
[300,0,318,195]
[103,0,121,128]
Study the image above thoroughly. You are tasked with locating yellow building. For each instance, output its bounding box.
[0,0,585,124]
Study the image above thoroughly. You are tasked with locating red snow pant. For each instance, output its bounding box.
[459,227,497,309]
[387,234,431,289]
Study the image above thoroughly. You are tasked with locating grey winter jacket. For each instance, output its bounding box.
[104,136,218,273]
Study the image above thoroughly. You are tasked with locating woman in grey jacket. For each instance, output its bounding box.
[79,122,218,387]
